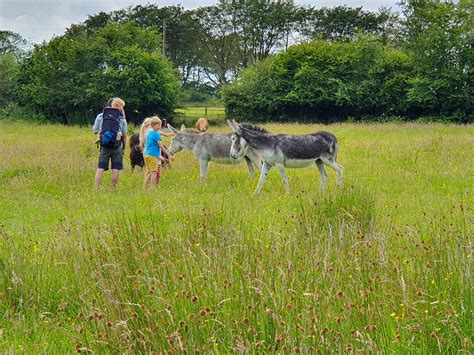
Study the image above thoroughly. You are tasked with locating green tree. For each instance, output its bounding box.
[191,0,311,88]
[18,22,179,124]
[67,5,206,88]
[0,30,28,56]
[78,1,314,92]
[60,2,315,93]
[127,5,204,85]
[304,6,400,43]
[0,31,28,108]
[192,4,241,86]
[0,54,20,108]
[225,0,308,67]
[401,0,473,120]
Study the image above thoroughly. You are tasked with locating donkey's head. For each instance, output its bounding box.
[227,120,248,160]
[167,125,185,155]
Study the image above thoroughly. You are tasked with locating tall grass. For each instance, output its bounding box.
[0,121,472,352]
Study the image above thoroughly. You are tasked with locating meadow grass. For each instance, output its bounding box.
[0,121,472,353]
[174,107,226,127]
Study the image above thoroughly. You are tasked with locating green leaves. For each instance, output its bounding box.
[401,0,473,119]
[3,2,472,123]
[224,39,414,122]
[0,31,28,56]
[17,22,179,124]
[304,6,400,43]
[0,54,20,108]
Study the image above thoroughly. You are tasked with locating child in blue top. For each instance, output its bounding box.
[144,117,173,188]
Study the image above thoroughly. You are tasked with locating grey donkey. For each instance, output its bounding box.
[227,120,343,194]
[167,125,262,182]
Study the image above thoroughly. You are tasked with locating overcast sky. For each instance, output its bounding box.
[1,0,400,44]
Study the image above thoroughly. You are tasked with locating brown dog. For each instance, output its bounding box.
[195,117,209,132]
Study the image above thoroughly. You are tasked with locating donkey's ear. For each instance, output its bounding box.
[227,119,237,132]
[168,124,179,134]
[232,119,242,130]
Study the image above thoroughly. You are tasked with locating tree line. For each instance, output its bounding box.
[0,0,472,124]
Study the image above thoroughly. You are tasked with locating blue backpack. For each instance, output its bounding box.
[100,107,122,148]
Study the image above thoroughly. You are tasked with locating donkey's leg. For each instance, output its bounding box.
[254,161,271,194]
[248,151,262,171]
[321,157,343,188]
[276,164,290,194]
[315,159,328,191]
[244,156,255,177]
[199,159,210,183]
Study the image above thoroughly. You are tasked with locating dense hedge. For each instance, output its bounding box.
[223,38,472,123]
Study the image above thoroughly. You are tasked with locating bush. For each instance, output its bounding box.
[223,37,472,123]
[0,103,51,123]
[17,22,180,125]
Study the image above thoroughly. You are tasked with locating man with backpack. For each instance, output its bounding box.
[92,97,128,188]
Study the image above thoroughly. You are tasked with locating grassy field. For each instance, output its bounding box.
[0,121,472,353]
[174,106,226,127]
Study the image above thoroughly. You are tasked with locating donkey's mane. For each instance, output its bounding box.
[240,123,269,134]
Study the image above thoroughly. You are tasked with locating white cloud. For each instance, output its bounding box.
[0,0,399,44]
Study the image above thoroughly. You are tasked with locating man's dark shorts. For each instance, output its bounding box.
[98,145,123,170]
